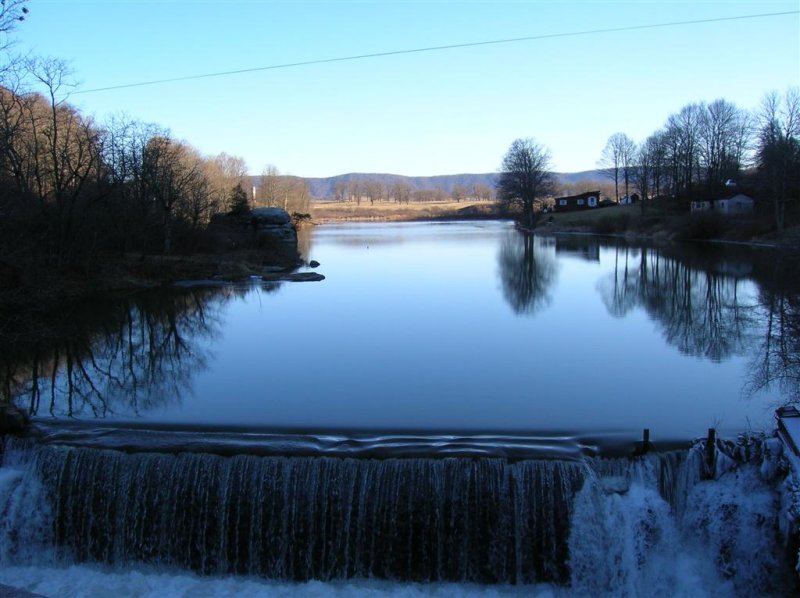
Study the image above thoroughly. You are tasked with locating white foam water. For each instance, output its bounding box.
[0,565,559,598]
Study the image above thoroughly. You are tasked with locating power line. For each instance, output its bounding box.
[74,10,799,95]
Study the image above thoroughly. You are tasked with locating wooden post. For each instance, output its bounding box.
[705,428,716,479]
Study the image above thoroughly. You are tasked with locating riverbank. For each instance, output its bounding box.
[0,250,306,312]
[0,210,308,312]
[533,203,800,251]
[310,199,800,250]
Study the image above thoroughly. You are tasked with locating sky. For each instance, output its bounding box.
[9,0,800,177]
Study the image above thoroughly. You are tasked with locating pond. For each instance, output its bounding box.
[3,221,798,451]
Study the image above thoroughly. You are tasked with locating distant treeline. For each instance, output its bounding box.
[292,171,615,202]
[298,173,498,202]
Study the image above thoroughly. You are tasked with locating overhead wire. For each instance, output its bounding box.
[74,10,799,94]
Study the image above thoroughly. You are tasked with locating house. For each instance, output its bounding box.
[690,200,713,212]
[553,190,601,212]
[691,193,755,215]
[619,193,640,205]
[714,193,755,215]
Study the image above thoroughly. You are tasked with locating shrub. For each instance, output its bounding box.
[672,212,728,240]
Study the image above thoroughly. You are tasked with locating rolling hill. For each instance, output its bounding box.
[248,170,607,199]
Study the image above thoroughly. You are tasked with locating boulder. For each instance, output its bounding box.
[261,271,326,282]
[251,207,291,226]
[0,405,30,434]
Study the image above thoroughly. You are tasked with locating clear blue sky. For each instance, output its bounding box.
[12,0,800,177]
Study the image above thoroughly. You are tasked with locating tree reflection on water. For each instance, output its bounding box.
[597,244,758,362]
[596,240,799,404]
[1,285,255,417]
[498,232,559,316]
[745,255,800,404]
[496,229,800,407]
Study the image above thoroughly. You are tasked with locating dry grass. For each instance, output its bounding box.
[540,204,643,226]
[310,200,503,222]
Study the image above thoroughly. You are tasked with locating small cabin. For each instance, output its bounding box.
[714,193,754,215]
[553,190,601,212]
[619,193,640,205]
[691,193,755,215]
[690,200,713,212]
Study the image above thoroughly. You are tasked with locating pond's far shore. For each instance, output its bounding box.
[325,199,798,252]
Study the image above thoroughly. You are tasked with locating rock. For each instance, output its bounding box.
[250,207,291,226]
[308,260,320,268]
[261,271,326,282]
[256,223,296,244]
[0,405,30,434]
[599,476,629,495]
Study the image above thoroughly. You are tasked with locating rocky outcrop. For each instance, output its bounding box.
[261,271,325,282]
[250,208,297,246]
[250,207,291,225]
[0,405,30,434]
[207,207,300,266]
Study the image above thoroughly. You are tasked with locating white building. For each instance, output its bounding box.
[690,193,755,215]
[714,193,755,215]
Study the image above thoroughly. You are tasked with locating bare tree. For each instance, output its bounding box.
[757,88,800,232]
[103,116,166,255]
[142,135,207,254]
[347,179,361,205]
[282,176,311,214]
[698,99,752,193]
[634,132,669,210]
[0,0,28,58]
[497,137,554,228]
[472,183,493,202]
[25,57,105,263]
[390,179,411,204]
[257,164,283,207]
[363,179,384,205]
[664,103,703,201]
[333,180,347,202]
[598,132,635,202]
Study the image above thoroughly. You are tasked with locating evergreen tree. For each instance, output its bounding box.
[229,183,249,216]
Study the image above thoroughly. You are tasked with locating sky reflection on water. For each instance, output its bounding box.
[5,221,798,442]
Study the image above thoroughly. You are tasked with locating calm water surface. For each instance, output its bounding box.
[5,221,798,444]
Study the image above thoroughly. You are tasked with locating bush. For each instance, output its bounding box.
[672,212,728,240]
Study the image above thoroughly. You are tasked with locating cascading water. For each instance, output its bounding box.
[0,435,795,596]
[0,438,585,584]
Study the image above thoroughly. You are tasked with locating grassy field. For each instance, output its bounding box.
[310,200,504,222]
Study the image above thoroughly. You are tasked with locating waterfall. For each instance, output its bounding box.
[1,436,794,595]
[0,438,585,584]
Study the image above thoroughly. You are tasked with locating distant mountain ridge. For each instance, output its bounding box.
[250,170,606,199]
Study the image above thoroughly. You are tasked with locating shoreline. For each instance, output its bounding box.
[0,250,306,312]
[532,227,799,252]
[310,208,800,253]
